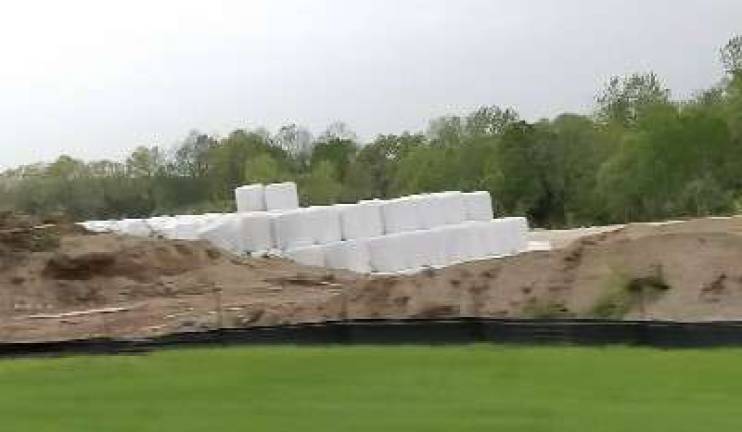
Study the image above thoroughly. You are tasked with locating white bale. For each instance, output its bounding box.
[285,243,326,267]
[235,184,266,212]
[79,220,116,233]
[264,182,299,211]
[152,217,179,239]
[438,223,482,264]
[324,239,372,273]
[471,221,501,257]
[411,194,447,229]
[367,234,408,273]
[107,220,123,233]
[463,191,494,221]
[145,216,173,237]
[118,219,153,237]
[237,212,275,253]
[464,221,492,259]
[306,206,342,244]
[398,230,438,270]
[431,191,466,225]
[423,228,449,267]
[478,217,529,257]
[272,208,314,250]
[197,214,242,254]
[499,216,529,255]
[337,201,384,240]
[380,197,420,234]
[171,215,206,240]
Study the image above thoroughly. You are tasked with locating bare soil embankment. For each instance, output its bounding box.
[3,213,742,342]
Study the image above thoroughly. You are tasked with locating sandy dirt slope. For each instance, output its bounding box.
[4,214,742,342]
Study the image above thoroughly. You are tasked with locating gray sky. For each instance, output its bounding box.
[1,0,740,169]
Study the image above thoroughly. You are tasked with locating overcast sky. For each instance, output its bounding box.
[1,0,740,169]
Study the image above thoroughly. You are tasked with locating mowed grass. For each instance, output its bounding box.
[0,346,740,431]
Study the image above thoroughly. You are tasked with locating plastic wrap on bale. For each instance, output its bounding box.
[306,206,342,245]
[285,243,326,267]
[264,182,299,211]
[337,201,384,240]
[197,214,243,254]
[462,191,494,221]
[324,239,372,273]
[381,197,420,234]
[235,184,266,212]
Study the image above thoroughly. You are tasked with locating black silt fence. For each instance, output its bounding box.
[4,318,742,358]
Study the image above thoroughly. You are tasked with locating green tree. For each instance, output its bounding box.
[596,72,670,127]
[721,35,742,77]
[300,161,342,205]
[244,153,287,184]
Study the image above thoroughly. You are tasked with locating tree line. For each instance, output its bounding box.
[2,36,742,228]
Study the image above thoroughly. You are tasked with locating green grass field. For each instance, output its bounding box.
[0,345,740,431]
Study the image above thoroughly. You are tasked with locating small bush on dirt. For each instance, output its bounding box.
[521,298,573,319]
[28,229,60,252]
[589,269,670,319]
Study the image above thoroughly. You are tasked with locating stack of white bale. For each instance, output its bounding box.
[197,214,242,253]
[78,220,116,233]
[170,215,208,241]
[358,191,528,273]
[264,182,299,211]
[235,184,266,212]
[199,181,303,255]
[336,200,384,240]
[80,184,530,274]
[238,212,275,254]
[380,197,420,234]
[324,239,372,273]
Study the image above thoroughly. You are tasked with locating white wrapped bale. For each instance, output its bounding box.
[463,191,494,221]
[273,208,314,250]
[471,221,501,257]
[171,215,206,240]
[79,220,117,233]
[367,234,408,273]
[439,223,483,264]
[153,217,179,239]
[411,194,447,229]
[464,221,492,259]
[432,192,466,225]
[146,216,174,237]
[118,219,153,237]
[324,239,372,273]
[235,184,266,212]
[306,206,342,244]
[424,228,449,267]
[479,217,529,257]
[285,244,326,267]
[197,214,242,254]
[499,216,529,255]
[399,230,441,270]
[337,201,384,240]
[264,182,299,211]
[380,197,420,234]
[237,212,275,253]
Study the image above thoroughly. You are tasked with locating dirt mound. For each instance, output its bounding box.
[345,217,742,322]
[5,215,742,342]
[43,239,223,282]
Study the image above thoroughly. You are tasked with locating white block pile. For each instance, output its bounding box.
[80,182,530,274]
[264,182,299,211]
[336,201,384,240]
[235,184,266,212]
[324,239,372,273]
[197,214,242,253]
[381,197,420,233]
[238,212,274,254]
